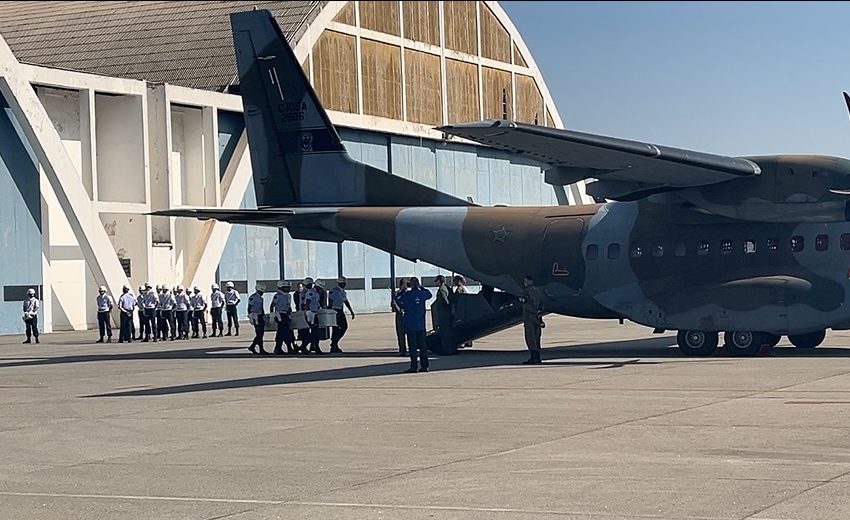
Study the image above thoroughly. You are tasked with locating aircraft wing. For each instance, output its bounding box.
[439,120,762,200]
[150,207,344,242]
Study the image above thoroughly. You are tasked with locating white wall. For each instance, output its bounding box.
[95,94,145,203]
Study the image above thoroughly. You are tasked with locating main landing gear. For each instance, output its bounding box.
[676,329,825,357]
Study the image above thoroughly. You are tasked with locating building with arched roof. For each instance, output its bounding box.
[0,1,585,333]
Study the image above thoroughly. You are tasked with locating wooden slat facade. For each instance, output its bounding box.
[359,1,400,36]
[404,49,442,126]
[313,30,358,114]
[443,1,477,56]
[361,38,403,120]
[513,42,528,67]
[402,1,439,45]
[312,3,558,129]
[446,58,479,124]
[515,74,543,125]
[480,2,510,63]
[333,1,355,25]
[482,66,512,120]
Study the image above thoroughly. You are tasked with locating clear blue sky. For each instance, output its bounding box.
[501,1,850,157]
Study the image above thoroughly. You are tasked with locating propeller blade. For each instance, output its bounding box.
[844,91,850,120]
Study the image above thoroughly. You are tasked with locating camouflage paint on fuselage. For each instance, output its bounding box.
[295,201,850,336]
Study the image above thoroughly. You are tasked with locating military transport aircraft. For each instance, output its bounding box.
[156,9,850,357]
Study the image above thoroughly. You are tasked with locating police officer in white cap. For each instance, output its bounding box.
[159,284,177,341]
[247,283,268,355]
[118,285,136,343]
[190,286,207,339]
[270,280,295,354]
[22,288,40,344]
[209,283,224,337]
[174,285,190,340]
[299,277,324,354]
[224,281,241,336]
[328,277,355,353]
[95,285,114,343]
[141,283,157,342]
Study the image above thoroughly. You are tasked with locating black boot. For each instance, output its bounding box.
[404,365,418,373]
[522,353,535,365]
[534,351,543,364]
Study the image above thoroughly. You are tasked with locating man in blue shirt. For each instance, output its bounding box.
[395,276,433,373]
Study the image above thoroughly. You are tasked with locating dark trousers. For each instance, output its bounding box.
[274,315,294,351]
[308,323,321,352]
[176,310,189,339]
[394,312,406,354]
[119,312,132,342]
[130,312,136,338]
[160,310,175,339]
[250,315,265,350]
[434,304,456,355]
[24,316,38,340]
[193,310,206,336]
[406,329,428,370]
[143,308,155,339]
[211,307,223,335]
[97,311,112,339]
[524,319,542,353]
[226,304,239,333]
[330,309,348,348]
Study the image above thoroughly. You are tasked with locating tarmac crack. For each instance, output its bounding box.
[738,466,850,520]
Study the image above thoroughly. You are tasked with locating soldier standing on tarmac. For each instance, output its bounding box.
[519,275,544,364]
[391,278,408,356]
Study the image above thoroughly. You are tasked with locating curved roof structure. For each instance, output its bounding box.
[0,1,564,130]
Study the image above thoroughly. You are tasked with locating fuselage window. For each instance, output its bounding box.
[720,239,732,255]
[630,243,643,258]
[791,236,804,252]
[744,239,756,254]
[767,238,779,251]
[674,242,686,257]
[652,244,664,257]
[586,244,598,260]
[607,243,621,259]
[816,234,829,252]
[841,233,850,251]
[697,241,710,256]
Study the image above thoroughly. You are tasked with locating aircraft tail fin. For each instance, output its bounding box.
[230,10,469,207]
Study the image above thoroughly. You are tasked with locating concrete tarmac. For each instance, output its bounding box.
[2,314,850,519]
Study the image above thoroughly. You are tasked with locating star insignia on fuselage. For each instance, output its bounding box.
[492,226,511,243]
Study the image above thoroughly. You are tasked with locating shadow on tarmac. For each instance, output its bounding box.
[64,335,850,398]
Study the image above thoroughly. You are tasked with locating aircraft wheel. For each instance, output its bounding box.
[724,331,771,357]
[789,330,825,349]
[676,330,718,356]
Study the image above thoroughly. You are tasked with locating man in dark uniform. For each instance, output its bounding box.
[432,275,457,355]
[391,278,408,356]
[519,275,544,364]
